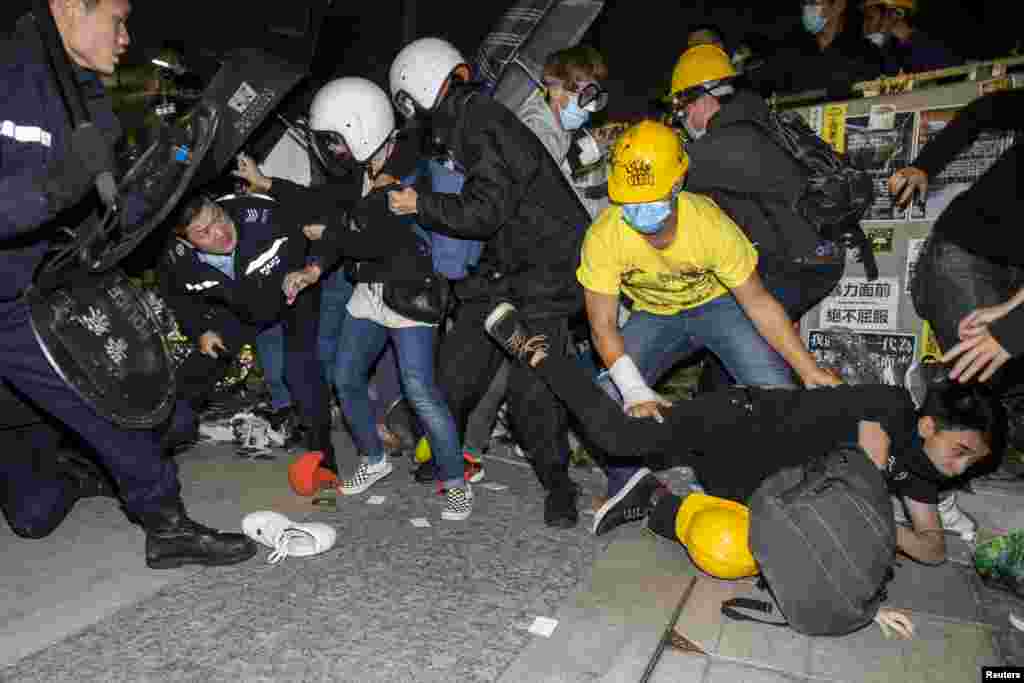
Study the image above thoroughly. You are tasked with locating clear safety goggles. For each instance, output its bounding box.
[544,78,609,113]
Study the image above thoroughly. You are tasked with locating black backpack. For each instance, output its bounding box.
[749,110,878,278]
[722,444,896,636]
[753,110,875,239]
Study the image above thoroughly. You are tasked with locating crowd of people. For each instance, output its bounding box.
[1,0,1020,619]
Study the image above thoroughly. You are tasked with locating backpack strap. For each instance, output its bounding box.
[720,598,789,628]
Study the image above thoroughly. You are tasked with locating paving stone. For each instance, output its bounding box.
[499,527,698,682]
[717,610,813,678]
[704,659,803,683]
[647,648,708,683]
[809,613,998,683]
[885,557,982,623]
[672,577,753,655]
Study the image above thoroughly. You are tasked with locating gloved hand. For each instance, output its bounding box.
[42,123,115,214]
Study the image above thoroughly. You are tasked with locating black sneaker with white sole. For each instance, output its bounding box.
[484,303,550,367]
[592,468,662,536]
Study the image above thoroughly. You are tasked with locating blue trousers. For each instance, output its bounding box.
[318,269,402,424]
[335,315,462,489]
[0,302,179,538]
[254,324,291,411]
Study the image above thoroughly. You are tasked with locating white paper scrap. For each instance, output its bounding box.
[529,617,559,638]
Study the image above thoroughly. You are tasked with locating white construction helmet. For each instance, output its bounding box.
[389,37,466,118]
[308,77,395,163]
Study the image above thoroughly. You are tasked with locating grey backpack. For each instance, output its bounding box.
[722,445,896,636]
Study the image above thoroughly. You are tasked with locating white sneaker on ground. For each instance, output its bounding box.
[338,456,393,495]
[442,484,473,521]
[937,492,977,542]
[242,511,337,565]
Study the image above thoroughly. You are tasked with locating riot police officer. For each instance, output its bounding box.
[0,0,257,569]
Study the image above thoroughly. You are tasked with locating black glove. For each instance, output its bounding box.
[42,122,115,214]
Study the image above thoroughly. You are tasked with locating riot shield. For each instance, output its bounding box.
[27,269,178,429]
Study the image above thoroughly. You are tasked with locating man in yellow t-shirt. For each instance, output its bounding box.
[577,121,840,522]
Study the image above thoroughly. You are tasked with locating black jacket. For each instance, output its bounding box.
[912,89,1024,355]
[748,28,884,98]
[685,90,821,263]
[414,85,590,318]
[266,138,432,286]
[159,193,341,345]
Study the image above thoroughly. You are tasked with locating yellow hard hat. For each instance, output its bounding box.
[863,0,916,12]
[676,493,757,580]
[607,120,689,204]
[670,44,737,99]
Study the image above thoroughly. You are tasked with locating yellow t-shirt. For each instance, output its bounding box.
[577,192,757,316]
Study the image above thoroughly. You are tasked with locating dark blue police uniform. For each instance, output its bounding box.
[0,15,179,537]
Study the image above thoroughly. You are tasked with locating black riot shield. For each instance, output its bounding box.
[27,270,178,429]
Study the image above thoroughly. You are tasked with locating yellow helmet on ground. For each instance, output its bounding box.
[676,493,757,579]
[863,0,916,12]
[607,120,689,204]
[670,44,738,99]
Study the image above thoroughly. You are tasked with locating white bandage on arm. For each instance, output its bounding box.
[608,355,660,411]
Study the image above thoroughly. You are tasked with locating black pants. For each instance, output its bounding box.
[439,303,571,490]
[522,343,811,503]
[174,284,334,464]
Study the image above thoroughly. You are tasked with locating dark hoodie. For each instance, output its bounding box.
[685,89,822,264]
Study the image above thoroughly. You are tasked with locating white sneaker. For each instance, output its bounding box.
[338,456,393,495]
[937,493,977,541]
[442,484,473,521]
[242,511,338,565]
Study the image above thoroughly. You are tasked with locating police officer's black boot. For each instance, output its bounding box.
[138,498,258,569]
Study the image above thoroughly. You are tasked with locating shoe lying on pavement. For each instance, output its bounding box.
[242,511,337,565]
[592,467,662,536]
[338,456,394,495]
[442,485,474,521]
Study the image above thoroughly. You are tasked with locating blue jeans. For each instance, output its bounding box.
[254,324,291,410]
[318,269,355,384]
[334,315,463,489]
[600,293,795,495]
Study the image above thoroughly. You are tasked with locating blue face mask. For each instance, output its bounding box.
[559,94,591,131]
[622,200,673,234]
[802,5,827,34]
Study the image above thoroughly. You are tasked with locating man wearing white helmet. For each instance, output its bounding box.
[386,37,593,528]
[247,77,472,520]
